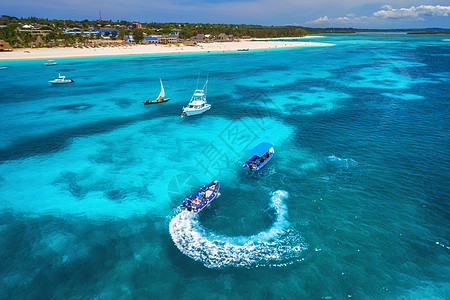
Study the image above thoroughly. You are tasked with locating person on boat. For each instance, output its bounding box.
[254,158,261,167]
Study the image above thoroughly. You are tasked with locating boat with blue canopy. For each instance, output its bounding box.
[179,180,220,213]
[242,142,274,171]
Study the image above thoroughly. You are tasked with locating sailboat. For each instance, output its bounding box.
[181,75,210,117]
[144,78,170,105]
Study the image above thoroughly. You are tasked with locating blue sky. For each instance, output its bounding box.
[1,1,449,28]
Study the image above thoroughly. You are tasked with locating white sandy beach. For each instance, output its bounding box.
[0,40,331,61]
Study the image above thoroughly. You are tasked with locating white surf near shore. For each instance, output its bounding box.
[0,40,332,61]
[169,190,307,269]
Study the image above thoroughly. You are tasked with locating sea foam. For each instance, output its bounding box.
[169,190,307,269]
[327,155,358,167]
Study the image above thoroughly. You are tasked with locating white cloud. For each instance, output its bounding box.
[305,4,450,26]
[306,15,374,25]
[373,5,450,19]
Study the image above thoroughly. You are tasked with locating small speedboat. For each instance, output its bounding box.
[144,78,170,105]
[181,76,210,117]
[242,142,274,171]
[44,60,58,66]
[49,74,74,85]
[179,180,220,213]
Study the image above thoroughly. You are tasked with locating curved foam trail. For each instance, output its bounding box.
[327,155,358,167]
[169,190,307,269]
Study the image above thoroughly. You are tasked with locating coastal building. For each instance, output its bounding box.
[216,33,234,41]
[86,39,125,47]
[65,29,97,36]
[97,29,119,33]
[35,36,44,44]
[133,23,145,29]
[124,35,134,42]
[0,40,13,51]
[159,34,178,44]
[143,36,159,44]
[97,28,119,39]
[191,34,211,43]
[170,29,181,36]
[183,41,197,46]
[18,24,52,36]
[27,36,45,47]
[142,34,178,44]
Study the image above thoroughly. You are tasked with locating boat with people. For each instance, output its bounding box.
[144,78,170,105]
[242,142,274,171]
[179,180,220,213]
[49,74,74,85]
[181,75,210,117]
[44,60,58,66]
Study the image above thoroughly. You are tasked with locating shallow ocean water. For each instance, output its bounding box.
[0,33,449,299]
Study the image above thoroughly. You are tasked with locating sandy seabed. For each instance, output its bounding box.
[0,39,331,61]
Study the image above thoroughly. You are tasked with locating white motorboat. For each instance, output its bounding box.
[44,60,58,66]
[182,76,210,117]
[49,74,74,85]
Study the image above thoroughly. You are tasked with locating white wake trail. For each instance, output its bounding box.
[169,190,307,269]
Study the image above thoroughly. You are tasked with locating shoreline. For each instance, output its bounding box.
[0,40,332,61]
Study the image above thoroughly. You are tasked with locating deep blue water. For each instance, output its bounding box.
[0,33,449,299]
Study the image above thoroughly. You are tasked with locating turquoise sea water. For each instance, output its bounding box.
[0,33,449,298]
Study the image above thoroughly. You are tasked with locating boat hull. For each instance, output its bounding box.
[144,98,170,105]
[179,181,220,213]
[243,152,274,171]
[183,104,211,116]
[49,80,74,84]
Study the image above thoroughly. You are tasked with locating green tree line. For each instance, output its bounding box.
[1,15,356,47]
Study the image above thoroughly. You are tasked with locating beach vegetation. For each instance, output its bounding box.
[132,28,144,42]
[0,15,359,48]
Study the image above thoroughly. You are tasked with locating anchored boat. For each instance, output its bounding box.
[144,78,170,105]
[44,60,58,66]
[179,180,220,213]
[181,76,210,117]
[242,142,274,171]
[49,74,74,85]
